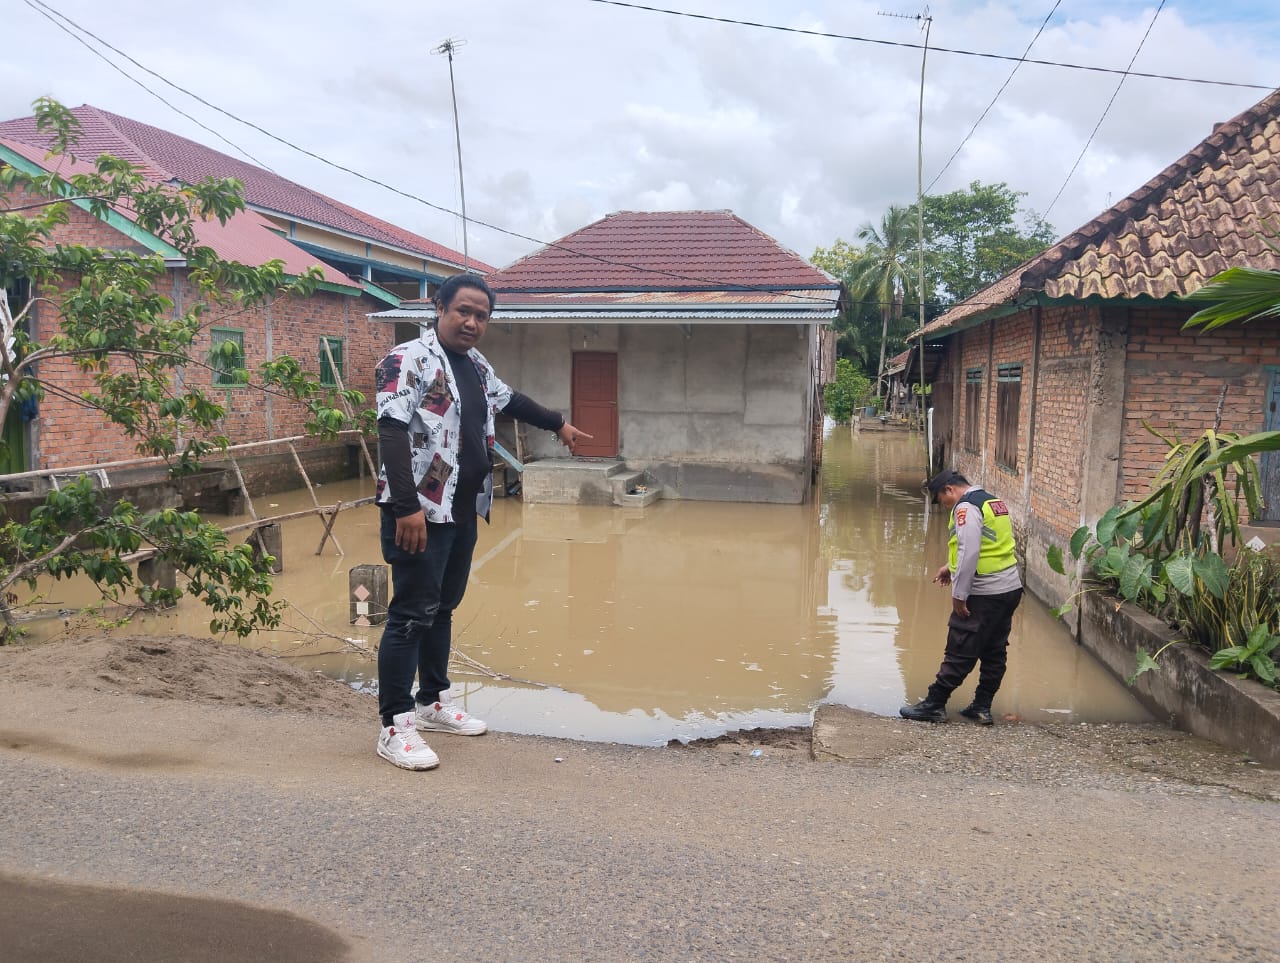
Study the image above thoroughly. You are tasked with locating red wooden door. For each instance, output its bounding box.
[571,352,618,457]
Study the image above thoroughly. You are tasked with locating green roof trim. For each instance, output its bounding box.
[312,278,366,297]
[0,142,185,260]
[355,278,401,306]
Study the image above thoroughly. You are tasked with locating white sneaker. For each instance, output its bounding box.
[377,711,440,770]
[415,700,487,736]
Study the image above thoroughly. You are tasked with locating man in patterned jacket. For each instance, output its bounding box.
[372,273,591,770]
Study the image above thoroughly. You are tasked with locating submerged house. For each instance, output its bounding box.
[917,89,1280,601]
[375,210,842,504]
[0,105,488,488]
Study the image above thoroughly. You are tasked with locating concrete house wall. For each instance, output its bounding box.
[480,321,818,503]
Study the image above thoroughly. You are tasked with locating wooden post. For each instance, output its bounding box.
[137,557,177,609]
[349,563,388,626]
[250,523,284,574]
[321,338,378,477]
[288,441,345,556]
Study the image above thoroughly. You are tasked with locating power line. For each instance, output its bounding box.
[22,0,840,305]
[21,0,273,172]
[1044,0,1167,218]
[583,0,1276,91]
[926,0,1062,193]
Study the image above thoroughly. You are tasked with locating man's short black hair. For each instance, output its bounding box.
[435,273,495,313]
[924,469,968,503]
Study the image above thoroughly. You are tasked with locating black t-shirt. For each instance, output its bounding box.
[442,345,489,520]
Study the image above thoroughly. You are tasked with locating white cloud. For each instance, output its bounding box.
[2,0,1276,266]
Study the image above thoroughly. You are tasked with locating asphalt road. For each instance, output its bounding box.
[1,684,1277,962]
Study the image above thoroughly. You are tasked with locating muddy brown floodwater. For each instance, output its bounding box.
[23,424,1151,743]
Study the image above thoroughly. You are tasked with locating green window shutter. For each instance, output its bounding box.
[210,328,245,387]
[320,337,345,387]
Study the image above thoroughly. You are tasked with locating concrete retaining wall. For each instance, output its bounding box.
[1080,590,1280,767]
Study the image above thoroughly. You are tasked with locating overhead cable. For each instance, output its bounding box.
[23,0,843,304]
[926,0,1063,193]
[584,0,1275,91]
[21,0,273,171]
[1044,0,1167,218]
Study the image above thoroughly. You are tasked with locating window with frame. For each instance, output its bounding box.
[319,336,345,387]
[995,363,1022,470]
[210,327,245,387]
[964,368,983,452]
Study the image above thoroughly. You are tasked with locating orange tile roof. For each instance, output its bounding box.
[0,105,491,273]
[488,210,838,293]
[922,88,1280,336]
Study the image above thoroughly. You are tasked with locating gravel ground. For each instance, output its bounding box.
[0,638,1277,962]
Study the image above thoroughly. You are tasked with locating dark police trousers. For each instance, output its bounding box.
[928,588,1023,707]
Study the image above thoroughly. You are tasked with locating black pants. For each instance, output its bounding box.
[376,509,478,726]
[928,589,1023,707]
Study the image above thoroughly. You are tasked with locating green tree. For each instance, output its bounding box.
[848,205,919,401]
[810,239,879,372]
[823,358,871,423]
[0,98,369,639]
[913,181,1055,306]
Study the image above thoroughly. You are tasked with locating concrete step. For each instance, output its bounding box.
[612,470,661,507]
[521,458,626,505]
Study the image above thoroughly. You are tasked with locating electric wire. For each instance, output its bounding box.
[925,0,1062,194]
[16,0,1215,313]
[1044,0,1167,218]
[584,0,1276,91]
[20,0,273,172]
[22,0,845,306]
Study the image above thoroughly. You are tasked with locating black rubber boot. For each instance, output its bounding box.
[959,703,994,726]
[899,699,948,723]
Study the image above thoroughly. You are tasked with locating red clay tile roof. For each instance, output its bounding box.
[0,136,356,288]
[0,105,490,272]
[491,290,835,306]
[922,88,1280,336]
[488,210,838,293]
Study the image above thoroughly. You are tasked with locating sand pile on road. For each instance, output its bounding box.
[0,633,370,718]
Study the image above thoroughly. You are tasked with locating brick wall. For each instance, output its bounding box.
[1121,306,1280,501]
[6,183,395,472]
[1027,304,1093,543]
[937,300,1280,546]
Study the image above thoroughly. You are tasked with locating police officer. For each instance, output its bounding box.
[901,470,1023,725]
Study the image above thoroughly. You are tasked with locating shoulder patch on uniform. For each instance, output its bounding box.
[988,499,1009,516]
[955,506,968,525]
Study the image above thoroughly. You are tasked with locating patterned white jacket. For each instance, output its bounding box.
[373,327,513,523]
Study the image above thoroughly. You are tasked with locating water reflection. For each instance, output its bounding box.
[23,425,1150,743]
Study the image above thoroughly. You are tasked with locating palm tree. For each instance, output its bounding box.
[848,205,918,401]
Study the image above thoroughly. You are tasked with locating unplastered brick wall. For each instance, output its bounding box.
[1121,306,1280,504]
[192,281,393,443]
[950,323,991,488]
[1028,304,1094,543]
[29,274,390,471]
[3,182,152,253]
[939,304,1097,546]
[987,309,1033,514]
[5,186,396,471]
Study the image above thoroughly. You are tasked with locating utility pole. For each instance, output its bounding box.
[879,7,933,469]
[433,38,470,271]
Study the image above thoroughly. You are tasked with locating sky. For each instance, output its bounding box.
[3,0,1278,270]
